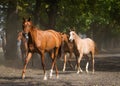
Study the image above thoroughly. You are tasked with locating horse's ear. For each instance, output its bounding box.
[28,17,31,21]
[70,27,76,31]
[23,17,25,21]
[72,27,76,31]
[67,34,69,38]
[68,27,72,32]
[62,32,65,35]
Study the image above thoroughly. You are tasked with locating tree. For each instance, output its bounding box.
[5,0,19,59]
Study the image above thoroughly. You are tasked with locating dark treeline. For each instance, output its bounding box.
[0,0,120,59]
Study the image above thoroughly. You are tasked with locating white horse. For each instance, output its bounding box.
[69,30,96,74]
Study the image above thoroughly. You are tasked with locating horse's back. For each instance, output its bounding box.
[83,38,95,45]
[46,30,62,48]
[82,38,95,54]
[32,29,62,50]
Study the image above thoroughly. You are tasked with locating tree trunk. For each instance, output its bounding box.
[34,0,41,26]
[5,1,19,59]
[47,3,58,29]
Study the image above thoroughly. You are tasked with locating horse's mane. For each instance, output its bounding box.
[72,31,81,39]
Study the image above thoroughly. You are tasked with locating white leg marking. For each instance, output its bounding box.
[56,75,59,79]
[63,63,66,72]
[22,74,25,79]
[49,69,53,78]
[86,62,89,73]
[44,73,47,80]
[80,67,83,73]
[77,70,80,74]
[92,70,95,74]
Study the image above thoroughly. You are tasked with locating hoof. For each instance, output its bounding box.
[92,71,95,74]
[80,69,83,73]
[62,69,65,72]
[44,73,47,80]
[77,71,80,74]
[49,75,52,79]
[56,75,59,79]
[22,74,25,79]
[86,70,89,73]
[43,76,47,80]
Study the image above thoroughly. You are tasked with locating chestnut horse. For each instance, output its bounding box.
[22,18,62,80]
[69,30,96,74]
[61,33,79,71]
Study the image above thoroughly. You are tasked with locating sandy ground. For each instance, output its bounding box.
[0,50,120,86]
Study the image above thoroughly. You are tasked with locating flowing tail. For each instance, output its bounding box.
[94,42,98,54]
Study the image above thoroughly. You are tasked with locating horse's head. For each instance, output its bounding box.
[61,33,69,43]
[22,17,33,34]
[69,31,76,42]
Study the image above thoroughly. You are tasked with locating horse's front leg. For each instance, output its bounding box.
[75,55,78,70]
[77,53,83,74]
[22,52,32,79]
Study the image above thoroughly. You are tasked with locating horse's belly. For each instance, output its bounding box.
[83,45,90,54]
[45,46,55,51]
[83,48,89,54]
[45,43,56,51]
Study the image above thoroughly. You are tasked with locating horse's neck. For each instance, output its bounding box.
[74,34,82,43]
[29,28,38,45]
[30,27,40,32]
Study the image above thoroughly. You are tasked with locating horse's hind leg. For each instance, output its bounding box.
[22,52,32,79]
[85,55,90,73]
[68,53,74,70]
[54,59,58,78]
[91,52,95,74]
[50,58,58,78]
[63,53,67,72]
[50,48,59,79]
[54,48,59,79]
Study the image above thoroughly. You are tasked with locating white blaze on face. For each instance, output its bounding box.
[69,31,74,42]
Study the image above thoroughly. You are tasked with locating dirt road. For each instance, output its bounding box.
[0,52,120,86]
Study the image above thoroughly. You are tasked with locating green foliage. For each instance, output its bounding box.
[55,0,120,37]
[17,0,35,18]
[1,0,120,36]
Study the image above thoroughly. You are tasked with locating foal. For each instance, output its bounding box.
[69,30,96,74]
[61,33,79,71]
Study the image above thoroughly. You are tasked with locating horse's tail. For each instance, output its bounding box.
[94,42,98,54]
[57,32,63,59]
[57,44,62,59]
